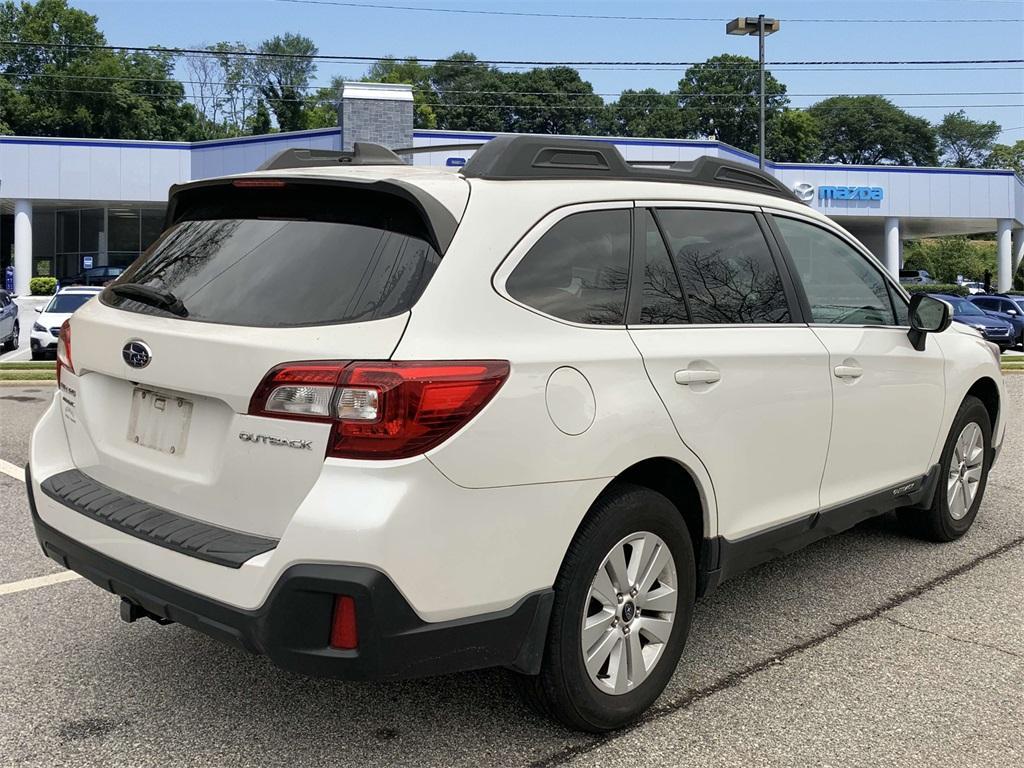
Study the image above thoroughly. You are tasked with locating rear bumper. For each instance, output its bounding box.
[27,465,553,680]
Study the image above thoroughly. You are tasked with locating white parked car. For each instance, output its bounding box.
[27,138,1006,731]
[30,286,101,360]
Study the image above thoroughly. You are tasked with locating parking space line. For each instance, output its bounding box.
[0,458,24,481]
[0,570,81,596]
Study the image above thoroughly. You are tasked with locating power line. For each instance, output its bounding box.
[270,0,1024,23]
[1,40,1021,68]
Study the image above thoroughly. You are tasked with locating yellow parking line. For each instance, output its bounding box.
[0,570,81,596]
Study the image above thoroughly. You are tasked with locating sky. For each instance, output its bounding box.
[72,0,1024,141]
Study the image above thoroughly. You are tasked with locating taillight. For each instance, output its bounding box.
[56,320,73,385]
[249,360,510,460]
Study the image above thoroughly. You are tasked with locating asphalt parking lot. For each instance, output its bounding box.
[1,381,1022,767]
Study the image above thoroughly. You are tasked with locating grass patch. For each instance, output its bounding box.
[0,369,56,381]
[0,361,56,370]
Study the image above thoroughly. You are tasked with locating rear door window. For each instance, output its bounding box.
[102,184,442,328]
[505,209,631,325]
[655,208,792,324]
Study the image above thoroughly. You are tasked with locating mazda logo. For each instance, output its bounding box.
[122,340,152,369]
[792,182,815,203]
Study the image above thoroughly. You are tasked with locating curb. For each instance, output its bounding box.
[0,380,56,387]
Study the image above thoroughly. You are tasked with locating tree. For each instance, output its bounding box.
[502,67,605,135]
[766,109,821,163]
[0,0,200,140]
[254,33,317,132]
[248,99,272,135]
[430,52,509,132]
[676,54,788,153]
[364,57,437,128]
[213,42,260,135]
[936,110,1000,167]
[603,88,688,138]
[903,237,996,283]
[809,96,938,165]
[984,140,1024,176]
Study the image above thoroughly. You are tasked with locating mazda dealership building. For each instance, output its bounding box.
[2,82,1023,296]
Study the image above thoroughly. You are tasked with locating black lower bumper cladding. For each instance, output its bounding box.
[25,465,553,680]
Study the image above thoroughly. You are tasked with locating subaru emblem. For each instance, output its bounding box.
[122,340,152,369]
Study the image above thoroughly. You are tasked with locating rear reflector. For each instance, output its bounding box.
[330,595,358,650]
[249,360,509,460]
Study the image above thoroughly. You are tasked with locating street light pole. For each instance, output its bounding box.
[726,15,780,170]
[758,14,766,170]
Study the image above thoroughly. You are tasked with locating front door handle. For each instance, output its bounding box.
[834,365,863,379]
[675,369,721,385]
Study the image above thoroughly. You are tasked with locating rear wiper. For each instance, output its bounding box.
[109,282,188,317]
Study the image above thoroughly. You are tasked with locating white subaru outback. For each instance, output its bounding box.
[26,137,1005,731]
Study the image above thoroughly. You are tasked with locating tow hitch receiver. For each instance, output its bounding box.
[119,597,173,625]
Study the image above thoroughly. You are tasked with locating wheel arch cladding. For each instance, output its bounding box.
[966,377,999,430]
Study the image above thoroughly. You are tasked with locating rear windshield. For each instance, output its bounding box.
[46,293,96,313]
[101,183,442,328]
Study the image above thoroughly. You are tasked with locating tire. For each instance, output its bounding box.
[515,483,696,732]
[899,395,992,542]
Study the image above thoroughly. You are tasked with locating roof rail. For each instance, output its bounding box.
[459,135,796,201]
[258,143,406,171]
[392,142,486,155]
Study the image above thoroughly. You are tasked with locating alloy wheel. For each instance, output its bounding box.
[581,531,677,695]
[947,421,984,521]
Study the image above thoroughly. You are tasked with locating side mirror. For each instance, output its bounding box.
[908,294,952,351]
[1008,309,1018,316]
[34,307,42,313]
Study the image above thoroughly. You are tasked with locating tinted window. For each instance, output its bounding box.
[656,209,790,324]
[103,186,441,328]
[973,297,996,310]
[775,217,896,326]
[506,209,630,325]
[46,293,96,313]
[638,210,688,324]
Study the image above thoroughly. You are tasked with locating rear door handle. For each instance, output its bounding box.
[675,369,721,385]
[834,365,863,379]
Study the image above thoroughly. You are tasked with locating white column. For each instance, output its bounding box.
[884,217,900,278]
[997,219,1013,293]
[13,200,32,296]
[1012,228,1024,277]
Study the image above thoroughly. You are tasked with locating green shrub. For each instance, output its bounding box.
[29,277,57,295]
[902,283,969,297]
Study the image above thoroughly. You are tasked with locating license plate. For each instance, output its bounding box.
[127,388,193,456]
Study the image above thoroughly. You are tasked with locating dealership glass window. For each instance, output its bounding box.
[57,210,79,254]
[31,211,55,277]
[655,208,791,324]
[140,209,165,251]
[80,208,105,255]
[506,209,631,325]
[774,216,896,326]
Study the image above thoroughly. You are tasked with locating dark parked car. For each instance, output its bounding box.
[0,288,19,352]
[968,294,1024,348]
[68,266,124,286]
[931,294,1015,350]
